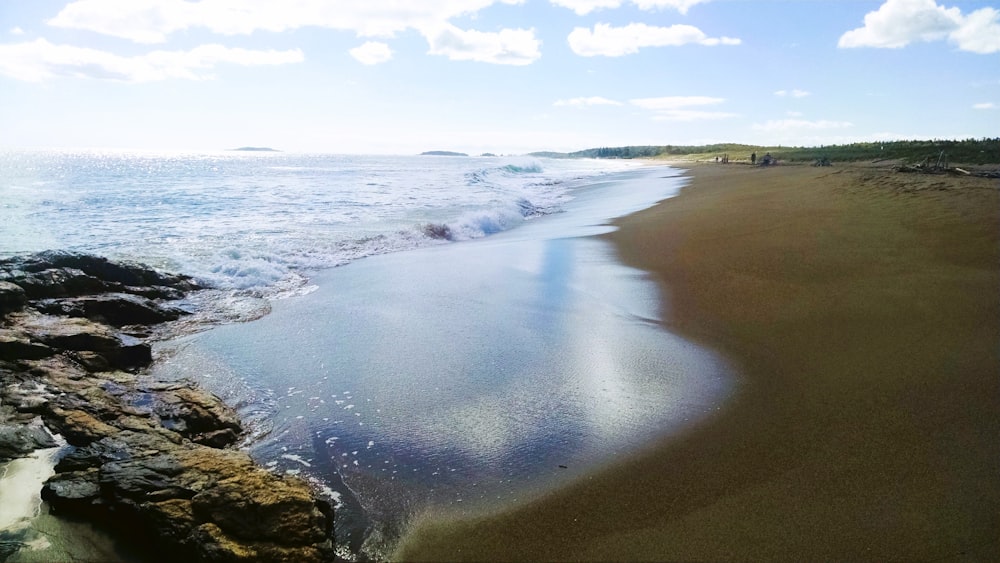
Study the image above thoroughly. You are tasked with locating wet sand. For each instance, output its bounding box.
[395,161,1000,561]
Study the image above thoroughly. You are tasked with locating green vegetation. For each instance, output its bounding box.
[530,138,1000,165]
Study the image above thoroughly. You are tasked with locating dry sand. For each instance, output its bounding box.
[396,161,1000,561]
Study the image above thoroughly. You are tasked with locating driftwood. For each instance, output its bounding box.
[895,163,999,178]
[893,152,1000,178]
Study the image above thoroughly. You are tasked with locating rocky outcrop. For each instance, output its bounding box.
[0,252,334,562]
[0,281,27,315]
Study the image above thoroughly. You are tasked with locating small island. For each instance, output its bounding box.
[230,147,280,152]
[420,151,468,156]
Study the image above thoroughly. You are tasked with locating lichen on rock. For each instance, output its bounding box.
[0,252,334,562]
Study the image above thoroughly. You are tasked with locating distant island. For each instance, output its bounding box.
[230,147,280,152]
[420,151,468,156]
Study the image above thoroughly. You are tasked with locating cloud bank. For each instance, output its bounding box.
[568,22,739,56]
[839,0,1000,54]
[0,38,303,82]
[44,0,540,67]
[554,96,624,107]
[550,0,711,16]
[424,24,541,65]
[47,0,525,42]
[350,42,393,65]
[752,119,854,132]
[775,89,811,98]
[631,96,736,121]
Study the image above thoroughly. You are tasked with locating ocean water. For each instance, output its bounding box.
[1,150,732,559]
[1,150,625,294]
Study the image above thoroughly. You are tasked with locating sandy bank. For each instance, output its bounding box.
[395,161,1000,561]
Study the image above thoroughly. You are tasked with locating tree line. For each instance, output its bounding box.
[531,138,1000,165]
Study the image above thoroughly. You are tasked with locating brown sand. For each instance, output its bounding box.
[395,162,1000,561]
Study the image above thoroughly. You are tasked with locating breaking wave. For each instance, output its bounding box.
[464,159,545,186]
[1,151,634,306]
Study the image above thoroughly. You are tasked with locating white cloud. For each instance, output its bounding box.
[48,0,526,43]
[10,27,25,35]
[650,109,736,121]
[568,22,739,56]
[350,41,392,65]
[550,0,621,15]
[838,0,1000,54]
[774,89,810,98]
[550,0,711,16]
[786,110,804,117]
[632,0,711,14]
[423,24,540,65]
[48,0,539,65]
[0,38,303,82]
[973,102,996,109]
[752,119,854,132]
[630,95,735,120]
[554,96,623,107]
[949,7,1000,54]
[630,95,723,110]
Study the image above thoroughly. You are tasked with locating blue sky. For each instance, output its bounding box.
[0,0,997,154]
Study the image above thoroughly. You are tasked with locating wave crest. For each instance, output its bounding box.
[465,159,544,186]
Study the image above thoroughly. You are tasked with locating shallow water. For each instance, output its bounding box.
[0,445,143,562]
[151,166,733,557]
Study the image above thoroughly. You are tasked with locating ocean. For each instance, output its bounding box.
[2,150,626,293]
[1,150,732,559]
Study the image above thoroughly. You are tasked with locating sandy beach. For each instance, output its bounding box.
[396,161,1000,561]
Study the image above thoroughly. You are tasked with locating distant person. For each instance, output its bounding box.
[715,156,719,163]
[751,152,756,165]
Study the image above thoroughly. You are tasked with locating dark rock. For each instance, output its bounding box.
[0,374,54,412]
[43,437,333,562]
[192,428,239,449]
[1,252,333,562]
[69,350,111,372]
[29,317,122,351]
[112,341,154,371]
[18,316,152,370]
[32,298,87,318]
[0,251,202,302]
[36,293,185,327]
[100,455,192,502]
[189,522,331,562]
[54,434,141,472]
[125,285,187,301]
[0,419,58,461]
[191,472,331,546]
[153,385,242,439]
[0,329,55,361]
[42,469,102,504]
[46,407,120,445]
[0,280,27,315]
[145,498,198,544]
[26,251,200,291]
[11,267,110,299]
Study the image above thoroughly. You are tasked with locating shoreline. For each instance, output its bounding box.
[395,161,1000,560]
[0,252,335,562]
[147,163,728,559]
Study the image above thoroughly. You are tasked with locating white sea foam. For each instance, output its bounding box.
[280,454,312,467]
[0,446,60,531]
[0,150,637,302]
